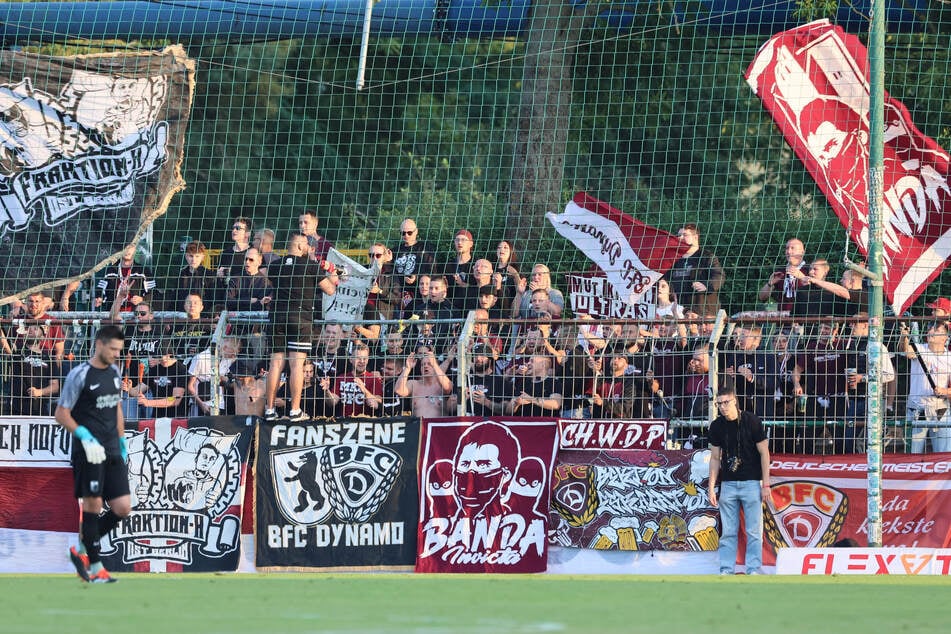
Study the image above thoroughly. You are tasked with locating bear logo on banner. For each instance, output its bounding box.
[271,444,402,526]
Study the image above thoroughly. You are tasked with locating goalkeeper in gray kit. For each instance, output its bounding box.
[55,325,130,583]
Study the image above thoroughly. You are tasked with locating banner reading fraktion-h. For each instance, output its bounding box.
[0,46,194,305]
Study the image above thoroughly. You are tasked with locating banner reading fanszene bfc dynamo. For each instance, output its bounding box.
[255,417,420,571]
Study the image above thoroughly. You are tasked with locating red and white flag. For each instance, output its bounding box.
[746,19,951,315]
[546,192,689,305]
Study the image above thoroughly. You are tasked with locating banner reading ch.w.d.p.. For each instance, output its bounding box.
[417,418,559,573]
[255,417,420,571]
[100,416,254,573]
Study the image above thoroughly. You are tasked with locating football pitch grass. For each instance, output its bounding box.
[3,574,949,634]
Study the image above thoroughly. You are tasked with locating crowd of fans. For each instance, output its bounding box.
[3,216,950,454]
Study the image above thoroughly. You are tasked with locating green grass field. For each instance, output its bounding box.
[3,574,949,633]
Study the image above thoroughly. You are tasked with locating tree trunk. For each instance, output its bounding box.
[506,0,580,248]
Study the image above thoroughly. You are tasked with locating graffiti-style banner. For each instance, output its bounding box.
[558,419,667,451]
[417,417,559,573]
[99,416,254,573]
[549,449,719,552]
[255,417,420,571]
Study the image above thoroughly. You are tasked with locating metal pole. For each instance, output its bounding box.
[866,0,886,547]
[355,0,374,90]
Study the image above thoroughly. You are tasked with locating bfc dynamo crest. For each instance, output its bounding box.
[271,443,402,525]
[764,480,849,548]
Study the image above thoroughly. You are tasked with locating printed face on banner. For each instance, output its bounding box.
[0,74,169,235]
[0,47,193,302]
[104,425,245,567]
[417,420,559,573]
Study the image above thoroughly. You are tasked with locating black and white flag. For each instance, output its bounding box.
[0,46,194,303]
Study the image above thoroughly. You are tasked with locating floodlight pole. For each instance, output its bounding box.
[866,0,886,547]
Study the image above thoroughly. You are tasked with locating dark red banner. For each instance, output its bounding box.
[416,418,559,573]
[746,19,951,315]
[768,453,951,554]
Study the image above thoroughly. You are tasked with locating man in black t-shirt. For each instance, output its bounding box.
[707,386,771,576]
[264,233,338,422]
[56,325,129,584]
[505,354,562,417]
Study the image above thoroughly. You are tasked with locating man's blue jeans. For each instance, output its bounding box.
[718,480,763,574]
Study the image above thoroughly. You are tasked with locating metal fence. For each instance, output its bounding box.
[4,310,947,455]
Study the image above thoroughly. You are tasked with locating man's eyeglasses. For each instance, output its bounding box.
[401,230,415,235]
[369,253,384,259]
[135,310,150,317]
[232,224,247,231]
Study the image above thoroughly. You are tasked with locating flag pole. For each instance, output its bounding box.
[866,0,886,547]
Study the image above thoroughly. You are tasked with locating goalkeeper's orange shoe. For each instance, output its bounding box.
[89,567,117,584]
[68,546,90,582]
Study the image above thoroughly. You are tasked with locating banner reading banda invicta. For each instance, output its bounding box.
[0,46,195,303]
[746,19,951,315]
[417,418,559,573]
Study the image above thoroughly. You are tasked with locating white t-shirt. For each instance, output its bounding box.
[907,348,951,413]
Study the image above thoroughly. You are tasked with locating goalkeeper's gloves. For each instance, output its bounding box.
[119,436,128,463]
[73,426,106,464]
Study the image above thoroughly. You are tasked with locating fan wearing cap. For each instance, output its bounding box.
[928,297,951,328]
[445,229,475,304]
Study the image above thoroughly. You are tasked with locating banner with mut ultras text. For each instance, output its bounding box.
[416,418,559,573]
[255,417,420,571]
[102,416,254,573]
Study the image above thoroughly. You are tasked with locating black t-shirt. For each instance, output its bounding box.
[509,376,561,417]
[708,410,767,482]
[165,322,212,362]
[147,361,189,418]
[271,253,322,321]
[467,372,512,417]
[124,326,163,361]
[391,241,436,279]
[59,362,123,455]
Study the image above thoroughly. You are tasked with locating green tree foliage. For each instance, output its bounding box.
[27,16,951,312]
